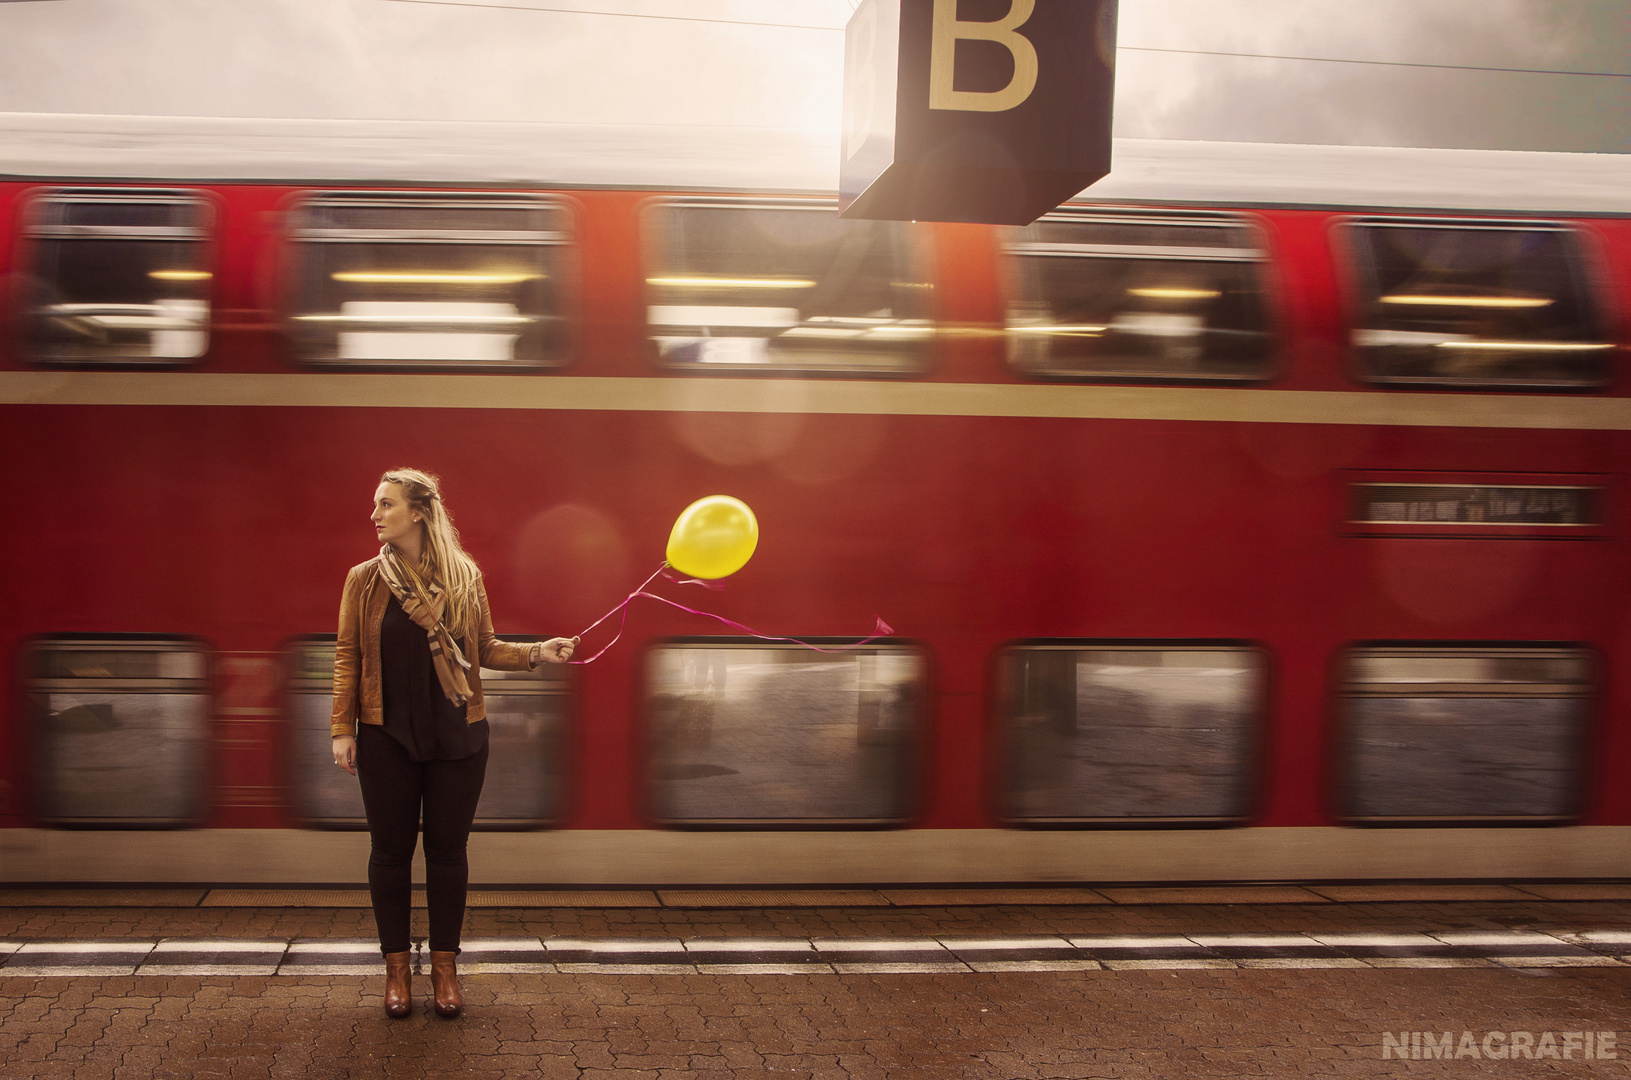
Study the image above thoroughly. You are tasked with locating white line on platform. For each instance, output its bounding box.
[151,940,287,953]
[0,934,1624,978]
[15,942,155,953]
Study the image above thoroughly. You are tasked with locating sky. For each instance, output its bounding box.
[0,0,1624,152]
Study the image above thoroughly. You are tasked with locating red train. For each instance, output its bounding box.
[2,120,1629,885]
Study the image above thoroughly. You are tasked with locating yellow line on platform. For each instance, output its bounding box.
[656,889,890,908]
[0,889,206,907]
[197,889,662,908]
[1307,884,1536,902]
[3,884,1624,908]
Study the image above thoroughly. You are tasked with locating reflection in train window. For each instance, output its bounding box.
[1005,209,1274,382]
[999,644,1262,823]
[286,192,569,369]
[27,637,210,826]
[1340,646,1590,822]
[1346,219,1611,388]
[22,189,213,366]
[290,637,569,829]
[646,198,933,375]
[646,642,923,825]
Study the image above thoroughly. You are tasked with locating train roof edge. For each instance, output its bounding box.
[0,111,1627,217]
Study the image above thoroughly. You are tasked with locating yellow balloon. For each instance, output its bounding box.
[666,496,759,579]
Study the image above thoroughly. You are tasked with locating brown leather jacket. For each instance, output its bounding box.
[330,558,536,737]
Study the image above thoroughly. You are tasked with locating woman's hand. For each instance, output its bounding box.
[333,735,357,775]
[532,637,578,666]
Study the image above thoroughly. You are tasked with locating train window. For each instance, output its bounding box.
[999,644,1262,824]
[645,642,924,825]
[26,637,210,826]
[1352,483,1599,527]
[21,189,213,367]
[1345,219,1611,388]
[286,192,569,369]
[645,198,933,375]
[1340,646,1590,822]
[1005,209,1274,382]
[290,637,569,829]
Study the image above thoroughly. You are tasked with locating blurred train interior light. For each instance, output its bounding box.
[1379,294,1554,308]
[1445,340,1614,351]
[1127,287,1222,300]
[331,271,544,285]
[309,301,527,362]
[646,277,817,290]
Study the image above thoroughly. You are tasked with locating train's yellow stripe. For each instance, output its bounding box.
[4,371,1631,430]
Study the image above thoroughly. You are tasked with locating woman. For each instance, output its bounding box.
[331,467,574,1019]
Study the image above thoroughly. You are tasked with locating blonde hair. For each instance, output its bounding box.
[380,467,480,639]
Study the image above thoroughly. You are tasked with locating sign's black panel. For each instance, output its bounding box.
[841,0,1117,225]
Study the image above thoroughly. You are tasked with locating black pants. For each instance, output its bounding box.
[355,723,488,955]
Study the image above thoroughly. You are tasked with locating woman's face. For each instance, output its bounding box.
[371,482,421,550]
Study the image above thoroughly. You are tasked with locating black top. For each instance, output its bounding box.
[380,594,487,762]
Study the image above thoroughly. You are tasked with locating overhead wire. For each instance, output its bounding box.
[382,1,1631,78]
[1117,45,1628,79]
[383,0,846,30]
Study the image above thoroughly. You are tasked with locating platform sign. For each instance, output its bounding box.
[840,0,1117,226]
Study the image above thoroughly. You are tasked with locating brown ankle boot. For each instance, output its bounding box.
[429,950,463,1018]
[383,951,412,1018]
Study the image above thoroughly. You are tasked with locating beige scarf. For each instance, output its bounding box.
[377,546,473,706]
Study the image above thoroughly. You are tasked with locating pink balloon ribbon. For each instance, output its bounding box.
[570,562,894,665]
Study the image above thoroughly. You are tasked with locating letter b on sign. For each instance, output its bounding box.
[841,0,1117,225]
[929,0,1039,113]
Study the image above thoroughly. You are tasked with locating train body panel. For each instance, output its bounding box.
[3,125,1630,882]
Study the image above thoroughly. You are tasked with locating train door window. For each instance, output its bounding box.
[999,643,1263,823]
[645,642,924,825]
[26,637,210,826]
[289,640,365,826]
[1345,219,1611,388]
[286,192,569,370]
[289,637,569,828]
[1005,209,1274,382]
[1340,646,1591,822]
[645,198,934,375]
[21,188,213,366]
[474,651,571,828]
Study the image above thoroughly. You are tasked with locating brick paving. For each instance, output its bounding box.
[1,900,1629,1078]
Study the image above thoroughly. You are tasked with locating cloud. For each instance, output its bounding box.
[1113,0,1628,151]
[0,0,848,127]
[0,0,1621,151]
